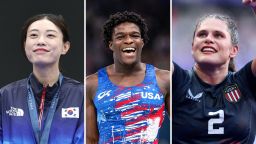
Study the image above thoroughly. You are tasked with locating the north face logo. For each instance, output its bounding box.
[6,107,24,116]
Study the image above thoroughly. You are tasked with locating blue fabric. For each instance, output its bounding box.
[94,64,165,144]
[0,76,84,144]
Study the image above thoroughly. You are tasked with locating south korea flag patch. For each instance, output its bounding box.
[62,107,79,118]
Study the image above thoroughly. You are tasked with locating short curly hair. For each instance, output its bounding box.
[103,11,149,48]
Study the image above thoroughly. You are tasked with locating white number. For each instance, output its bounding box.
[208,110,224,134]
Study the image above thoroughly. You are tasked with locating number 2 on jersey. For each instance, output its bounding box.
[208,110,224,134]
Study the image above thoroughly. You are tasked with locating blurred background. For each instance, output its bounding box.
[86,0,170,143]
[0,0,84,87]
[173,0,256,70]
[86,0,170,75]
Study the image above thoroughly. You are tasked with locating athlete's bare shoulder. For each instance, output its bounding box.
[155,67,170,84]
[86,72,98,100]
[154,67,170,96]
[85,73,99,142]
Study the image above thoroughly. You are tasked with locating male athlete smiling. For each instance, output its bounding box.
[86,11,170,144]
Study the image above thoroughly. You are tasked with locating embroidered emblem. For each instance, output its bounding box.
[6,107,24,116]
[62,107,79,118]
[223,84,241,103]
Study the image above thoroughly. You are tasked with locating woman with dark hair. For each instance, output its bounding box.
[0,14,84,143]
[172,1,256,143]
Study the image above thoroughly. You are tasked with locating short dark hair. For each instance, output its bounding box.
[21,14,70,55]
[103,11,149,48]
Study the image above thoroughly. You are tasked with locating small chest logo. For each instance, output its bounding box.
[97,90,112,100]
[223,84,241,103]
[6,107,24,117]
[62,107,79,118]
[186,89,203,102]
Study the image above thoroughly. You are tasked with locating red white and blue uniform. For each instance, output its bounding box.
[94,64,165,144]
[173,61,256,144]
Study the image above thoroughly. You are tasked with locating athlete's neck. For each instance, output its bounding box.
[113,62,144,74]
[194,63,228,85]
[107,62,146,87]
[33,64,60,87]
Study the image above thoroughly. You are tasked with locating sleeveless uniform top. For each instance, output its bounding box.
[173,61,256,144]
[94,64,165,144]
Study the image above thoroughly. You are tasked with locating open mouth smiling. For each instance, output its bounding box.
[122,47,136,53]
[201,46,217,53]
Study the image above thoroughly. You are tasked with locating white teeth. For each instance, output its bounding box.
[202,47,216,52]
[123,47,135,51]
[122,47,135,52]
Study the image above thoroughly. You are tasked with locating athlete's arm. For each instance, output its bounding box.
[242,0,256,12]
[156,69,170,115]
[243,0,256,76]
[171,62,174,75]
[86,74,99,144]
[251,60,256,77]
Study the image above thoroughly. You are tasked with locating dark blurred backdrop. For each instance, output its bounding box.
[86,0,170,75]
[0,0,84,87]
